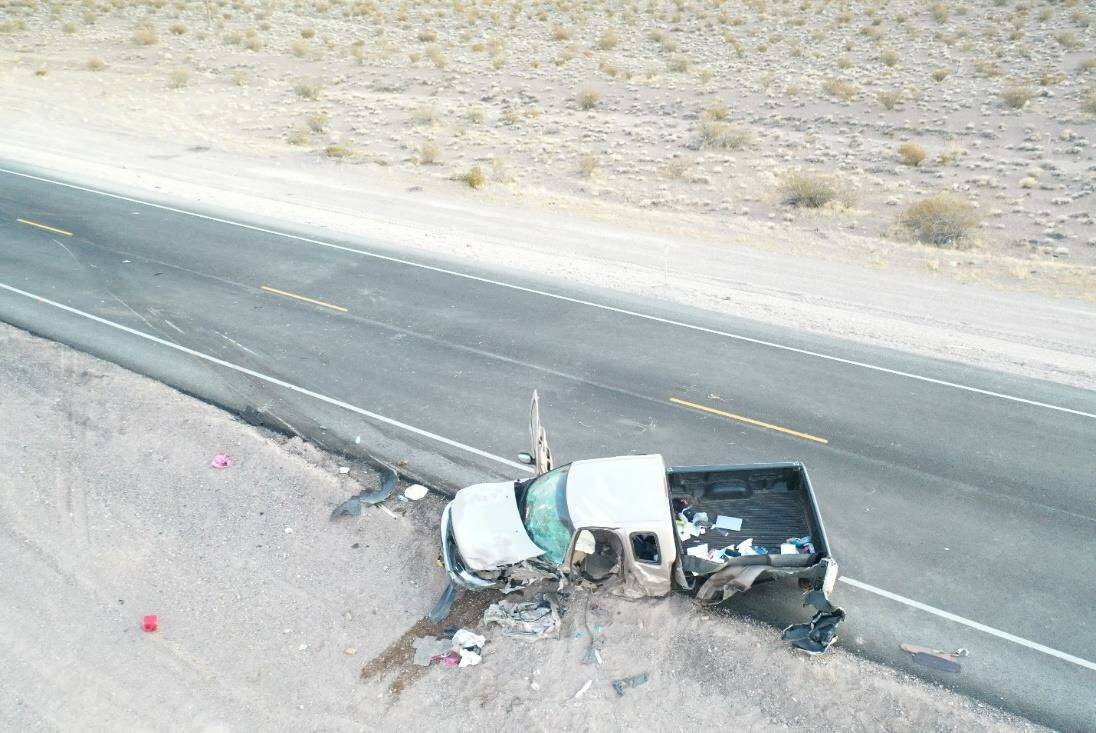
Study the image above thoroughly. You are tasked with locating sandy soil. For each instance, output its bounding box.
[0,322,1049,732]
[1,1,1095,389]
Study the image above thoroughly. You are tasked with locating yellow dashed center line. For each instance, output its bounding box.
[17,218,73,237]
[260,285,348,313]
[669,397,830,445]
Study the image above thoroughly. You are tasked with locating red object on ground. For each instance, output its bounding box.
[210,453,232,469]
[142,614,159,632]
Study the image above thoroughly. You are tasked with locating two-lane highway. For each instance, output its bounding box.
[2,161,1094,730]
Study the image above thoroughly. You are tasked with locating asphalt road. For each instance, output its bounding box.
[2,160,1094,731]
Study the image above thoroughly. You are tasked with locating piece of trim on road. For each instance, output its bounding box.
[16,217,73,237]
[1,166,1092,421]
[0,281,531,474]
[670,396,830,445]
[2,279,1094,674]
[839,577,1096,673]
[260,285,348,313]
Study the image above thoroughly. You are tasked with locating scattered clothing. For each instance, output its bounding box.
[483,597,560,640]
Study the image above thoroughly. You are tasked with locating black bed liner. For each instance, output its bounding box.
[667,462,830,565]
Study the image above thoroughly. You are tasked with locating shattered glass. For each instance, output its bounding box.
[521,465,572,565]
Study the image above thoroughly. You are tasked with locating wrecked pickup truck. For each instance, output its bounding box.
[436,392,845,654]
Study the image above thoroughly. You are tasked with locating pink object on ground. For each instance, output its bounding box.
[142,615,158,632]
[210,453,232,469]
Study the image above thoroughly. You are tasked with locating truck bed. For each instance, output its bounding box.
[666,462,829,566]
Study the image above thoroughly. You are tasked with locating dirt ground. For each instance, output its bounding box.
[0,322,1048,732]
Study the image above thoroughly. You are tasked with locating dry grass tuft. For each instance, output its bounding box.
[292,79,323,100]
[931,68,950,82]
[425,44,446,68]
[881,48,899,67]
[34,67,48,77]
[460,166,487,189]
[286,127,310,146]
[132,25,159,46]
[898,142,926,166]
[1000,84,1034,109]
[86,57,107,71]
[307,111,329,132]
[597,28,619,50]
[702,100,729,121]
[324,140,355,158]
[878,90,902,109]
[698,120,751,150]
[418,141,440,164]
[899,193,979,247]
[417,29,436,42]
[576,87,601,110]
[577,154,599,178]
[169,21,187,35]
[666,54,690,73]
[231,69,251,86]
[1082,88,1096,116]
[167,68,191,89]
[823,78,858,101]
[779,171,839,208]
[412,105,439,126]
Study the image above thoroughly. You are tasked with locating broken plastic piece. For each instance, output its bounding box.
[572,680,593,700]
[330,466,399,520]
[900,643,967,673]
[611,672,649,697]
[781,590,846,655]
[686,543,709,559]
[142,614,158,632]
[404,484,428,501]
[210,453,231,469]
[428,582,458,625]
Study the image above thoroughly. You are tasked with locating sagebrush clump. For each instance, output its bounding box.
[898,142,927,166]
[899,193,979,247]
[779,172,839,208]
[698,120,751,150]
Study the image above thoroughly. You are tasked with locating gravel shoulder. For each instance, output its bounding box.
[0,322,1048,732]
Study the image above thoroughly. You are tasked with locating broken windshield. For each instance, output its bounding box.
[521,465,572,565]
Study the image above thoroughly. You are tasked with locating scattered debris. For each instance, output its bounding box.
[572,679,593,700]
[483,597,560,640]
[412,628,485,668]
[338,466,350,475]
[404,484,428,501]
[344,647,358,656]
[782,590,846,655]
[612,672,649,697]
[141,614,158,632]
[330,466,398,520]
[428,582,458,625]
[901,643,968,673]
[713,515,742,531]
[210,453,231,469]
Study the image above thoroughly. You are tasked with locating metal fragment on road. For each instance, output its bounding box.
[612,672,649,697]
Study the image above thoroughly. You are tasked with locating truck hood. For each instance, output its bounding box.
[449,481,545,571]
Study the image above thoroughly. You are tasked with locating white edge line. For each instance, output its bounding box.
[2,166,1093,421]
[0,281,534,475]
[1,280,1092,673]
[839,576,1096,672]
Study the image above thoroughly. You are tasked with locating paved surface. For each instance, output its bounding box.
[1,160,1094,731]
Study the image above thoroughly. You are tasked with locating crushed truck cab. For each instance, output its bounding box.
[438,392,844,653]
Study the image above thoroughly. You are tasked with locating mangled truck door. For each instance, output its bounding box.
[525,389,553,475]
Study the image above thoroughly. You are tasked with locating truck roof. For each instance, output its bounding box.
[566,454,672,529]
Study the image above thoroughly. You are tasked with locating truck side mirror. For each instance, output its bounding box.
[517,451,535,465]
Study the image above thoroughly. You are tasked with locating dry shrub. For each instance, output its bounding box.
[293,79,323,99]
[662,155,693,179]
[244,36,262,52]
[551,25,570,41]
[419,141,441,164]
[898,142,926,166]
[307,111,328,132]
[779,171,839,208]
[301,27,316,39]
[931,68,950,82]
[878,90,902,109]
[169,21,187,35]
[167,68,191,89]
[412,105,438,126]
[231,69,251,86]
[286,127,310,146]
[836,54,853,70]
[598,28,619,50]
[418,28,436,42]
[290,39,311,57]
[34,67,48,77]
[1082,88,1096,115]
[86,57,107,71]
[1000,84,1033,109]
[1055,30,1080,49]
[881,48,899,67]
[666,54,689,73]
[132,25,158,46]
[62,21,76,33]
[425,44,446,68]
[324,140,355,158]
[899,193,979,247]
[460,166,486,189]
[577,154,599,178]
[576,87,601,110]
[698,120,751,150]
[702,100,729,121]
[823,78,858,100]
